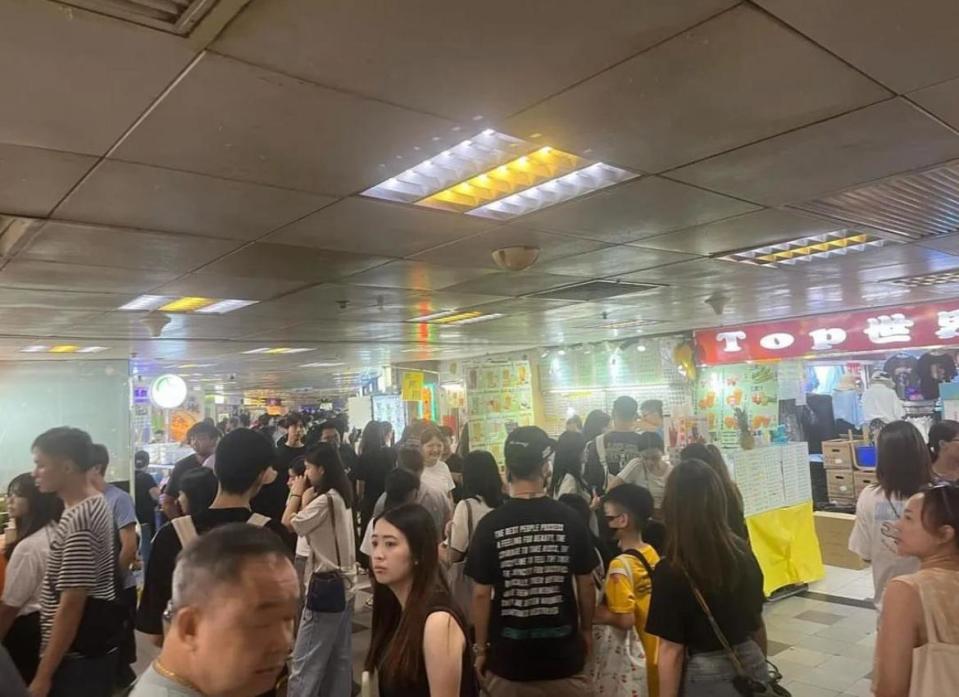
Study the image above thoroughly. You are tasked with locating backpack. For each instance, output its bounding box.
[171,512,271,547]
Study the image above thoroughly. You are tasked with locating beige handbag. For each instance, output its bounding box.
[909,581,959,696]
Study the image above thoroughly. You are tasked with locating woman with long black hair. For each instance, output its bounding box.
[0,473,63,682]
[367,504,475,697]
[549,431,590,502]
[647,459,770,697]
[283,443,357,697]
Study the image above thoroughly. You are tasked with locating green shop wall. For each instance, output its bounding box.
[0,360,132,489]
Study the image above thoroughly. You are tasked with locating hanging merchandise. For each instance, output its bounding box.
[916,351,958,400]
[883,354,919,400]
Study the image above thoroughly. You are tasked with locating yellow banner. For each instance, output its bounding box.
[401,371,424,401]
[746,501,825,596]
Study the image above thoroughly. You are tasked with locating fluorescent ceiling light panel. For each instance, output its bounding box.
[120,295,257,314]
[408,310,458,322]
[447,312,505,325]
[49,345,80,353]
[19,345,50,353]
[430,311,484,324]
[418,147,585,213]
[888,269,959,287]
[467,163,638,221]
[243,347,315,355]
[76,346,109,353]
[301,362,346,367]
[363,130,528,204]
[717,232,888,267]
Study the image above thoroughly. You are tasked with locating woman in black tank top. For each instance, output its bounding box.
[365,504,476,697]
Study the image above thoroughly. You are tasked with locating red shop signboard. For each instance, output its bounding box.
[695,299,959,365]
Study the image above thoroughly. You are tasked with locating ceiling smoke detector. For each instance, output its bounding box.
[491,246,541,271]
[141,312,172,338]
[705,292,730,316]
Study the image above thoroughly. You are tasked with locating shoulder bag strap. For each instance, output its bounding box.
[681,567,749,679]
[171,515,198,547]
[595,434,607,466]
[327,493,342,568]
[623,548,655,578]
[466,498,474,540]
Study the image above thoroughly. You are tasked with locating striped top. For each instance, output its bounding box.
[41,494,116,649]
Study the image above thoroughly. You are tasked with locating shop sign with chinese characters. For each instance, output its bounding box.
[695,299,959,365]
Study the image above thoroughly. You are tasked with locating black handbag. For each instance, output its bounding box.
[684,570,791,697]
[305,493,347,614]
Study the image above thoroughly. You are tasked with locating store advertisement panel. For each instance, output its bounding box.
[695,299,959,364]
[466,360,534,464]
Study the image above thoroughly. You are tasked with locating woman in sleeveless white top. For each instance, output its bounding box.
[874,485,959,697]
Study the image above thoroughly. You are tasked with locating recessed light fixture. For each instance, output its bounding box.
[243,347,316,355]
[362,130,638,220]
[119,295,257,314]
[408,310,458,323]
[20,345,109,354]
[406,310,504,326]
[177,363,216,369]
[717,232,888,267]
[301,362,346,368]
[888,269,959,287]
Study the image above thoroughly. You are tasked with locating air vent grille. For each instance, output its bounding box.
[55,0,220,35]
[792,161,959,240]
[532,280,664,302]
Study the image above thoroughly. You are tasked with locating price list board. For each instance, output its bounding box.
[727,443,810,517]
[466,361,535,464]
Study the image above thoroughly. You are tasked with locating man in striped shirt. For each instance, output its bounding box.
[30,427,119,697]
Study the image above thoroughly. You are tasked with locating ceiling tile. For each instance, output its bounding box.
[0,288,129,312]
[636,208,844,256]
[756,0,959,93]
[810,243,959,281]
[410,225,609,269]
[909,77,959,132]
[535,246,699,277]
[265,197,491,257]
[916,232,959,257]
[615,257,783,289]
[111,53,458,195]
[160,313,302,340]
[0,144,95,217]
[213,0,737,121]
[0,1,196,155]
[343,260,497,291]
[152,273,310,301]
[270,284,505,318]
[459,297,572,315]
[670,99,959,205]
[200,243,389,283]
[0,260,178,294]
[442,271,584,296]
[22,221,241,273]
[520,176,759,243]
[55,160,334,240]
[504,5,889,172]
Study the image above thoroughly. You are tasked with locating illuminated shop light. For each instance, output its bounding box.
[362,130,528,204]
[20,344,109,354]
[243,347,316,355]
[120,295,258,314]
[718,232,888,267]
[467,163,637,221]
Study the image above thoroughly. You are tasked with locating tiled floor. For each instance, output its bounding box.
[135,565,882,697]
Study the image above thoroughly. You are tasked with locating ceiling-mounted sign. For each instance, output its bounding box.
[401,371,425,401]
[695,299,959,365]
[150,374,188,409]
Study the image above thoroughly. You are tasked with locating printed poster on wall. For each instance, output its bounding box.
[467,360,534,465]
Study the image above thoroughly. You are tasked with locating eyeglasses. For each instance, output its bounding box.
[923,480,958,520]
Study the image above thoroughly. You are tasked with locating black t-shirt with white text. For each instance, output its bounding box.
[465,497,593,681]
[584,431,646,486]
[135,508,289,635]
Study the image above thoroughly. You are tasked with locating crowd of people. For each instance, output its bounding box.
[0,396,956,697]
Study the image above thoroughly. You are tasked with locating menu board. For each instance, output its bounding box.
[466,361,534,464]
[697,364,779,439]
[373,393,407,438]
[727,443,810,517]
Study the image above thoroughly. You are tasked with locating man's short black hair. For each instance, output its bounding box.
[285,412,305,428]
[640,399,663,418]
[214,429,275,495]
[171,523,291,610]
[134,450,150,469]
[317,420,340,435]
[612,396,639,422]
[91,443,110,476]
[32,427,95,472]
[190,421,221,441]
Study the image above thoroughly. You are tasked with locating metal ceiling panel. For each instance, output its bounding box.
[504,5,889,173]
[0,1,196,155]
[0,144,95,217]
[111,53,459,195]
[409,225,609,269]
[152,273,310,301]
[265,197,491,258]
[520,176,759,244]
[535,245,697,278]
[636,208,844,256]
[910,76,959,132]
[0,288,130,312]
[756,0,959,93]
[199,243,390,283]
[213,0,737,122]
[56,160,334,241]
[442,271,585,297]
[670,99,959,205]
[614,257,782,289]
[22,221,241,273]
[0,259,179,294]
[343,260,498,292]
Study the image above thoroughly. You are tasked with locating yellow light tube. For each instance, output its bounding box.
[417,147,585,213]
[431,311,484,324]
[159,296,216,312]
[50,345,80,353]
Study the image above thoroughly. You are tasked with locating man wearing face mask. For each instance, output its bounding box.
[466,426,597,697]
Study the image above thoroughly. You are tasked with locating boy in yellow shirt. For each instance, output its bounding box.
[594,484,661,697]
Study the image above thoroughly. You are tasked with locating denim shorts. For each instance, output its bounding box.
[683,640,768,697]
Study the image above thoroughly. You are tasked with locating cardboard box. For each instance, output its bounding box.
[814,511,869,570]
[822,439,866,470]
[826,470,857,504]
[854,470,878,496]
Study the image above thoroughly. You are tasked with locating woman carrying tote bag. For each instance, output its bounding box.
[283,443,357,697]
